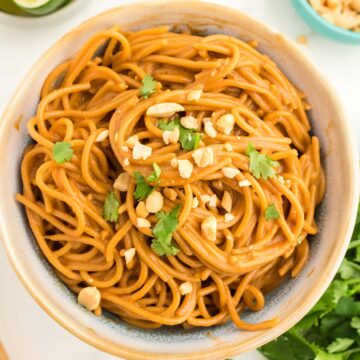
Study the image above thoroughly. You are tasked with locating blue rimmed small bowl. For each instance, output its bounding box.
[292,0,360,44]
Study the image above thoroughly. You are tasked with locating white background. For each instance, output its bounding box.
[0,0,359,359]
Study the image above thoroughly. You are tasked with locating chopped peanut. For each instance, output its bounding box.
[224,213,235,222]
[221,191,232,213]
[309,0,360,30]
[132,143,152,160]
[145,191,164,213]
[180,115,198,129]
[162,127,180,145]
[78,287,101,311]
[203,118,217,138]
[163,188,177,201]
[192,197,199,208]
[208,194,217,207]
[124,248,136,265]
[192,147,214,167]
[200,194,211,203]
[114,172,131,192]
[120,145,129,152]
[170,158,178,168]
[177,159,193,179]
[222,167,240,179]
[179,282,193,295]
[239,179,252,187]
[95,130,109,142]
[123,157,130,167]
[146,102,185,117]
[137,218,151,228]
[201,216,217,241]
[126,135,139,148]
[224,142,233,151]
[216,114,235,135]
[136,201,149,218]
[187,89,203,102]
[351,0,360,12]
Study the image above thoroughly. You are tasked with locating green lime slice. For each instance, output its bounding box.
[0,0,27,15]
[12,0,70,15]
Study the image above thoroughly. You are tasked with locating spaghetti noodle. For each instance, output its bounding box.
[16,25,325,330]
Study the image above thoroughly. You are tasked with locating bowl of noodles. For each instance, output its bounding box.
[0,1,358,359]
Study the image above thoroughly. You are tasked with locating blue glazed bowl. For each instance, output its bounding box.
[292,0,360,44]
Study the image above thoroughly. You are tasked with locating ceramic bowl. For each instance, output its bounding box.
[0,1,359,359]
[292,0,360,44]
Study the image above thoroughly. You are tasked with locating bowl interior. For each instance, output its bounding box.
[0,1,358,359]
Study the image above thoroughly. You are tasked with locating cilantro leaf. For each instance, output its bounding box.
[147,163,161,184]
[350,317,360,331]
[260,328,317,360]
[336,297,360,317]
[102,192,119,222]
[158,119,176,131]
[261,205,360,360]
[139,74,156,99]
[265,203,280,221]
[339,259,360,280]
[314,351,343,360]
[320,314,345,334]
[151,205,180,256]
[133,172,154,200]
[327,338,354,353]
[133,164,161,200]
[53,141,73,164]
[246,143,279,180]
[179,127,201,150]
[158,117,201,151]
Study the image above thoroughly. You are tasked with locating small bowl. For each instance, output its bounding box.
[0,1,359,359]
[292,0,360,44]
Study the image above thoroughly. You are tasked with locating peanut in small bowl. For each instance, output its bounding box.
[293,0,360,44]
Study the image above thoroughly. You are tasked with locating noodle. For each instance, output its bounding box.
[16,25,325,330]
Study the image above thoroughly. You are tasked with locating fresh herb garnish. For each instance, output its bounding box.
[133,172,154,200]
[102,192,119,222]
[151,205,180,256]
[140,74,157,99]
[158,117,202,151]
[246,143,279,180]
[147,163,161,184]
[53,141,73,164]
[265,204,280,221]
[133,164,161,200]
[260,205,360,360]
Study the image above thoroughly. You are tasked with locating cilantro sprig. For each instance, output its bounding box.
[158,117,201,151]
[260,205,360,360]
[53,141,73,164]
[140,74,157,99]
[246,143,279,180]
[265,204,280,221]
[133,163,161,200]
[151,205,180,256]
[102,192,119,222]
[147,163,161,184]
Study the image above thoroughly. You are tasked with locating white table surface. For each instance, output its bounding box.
[0,1,359,359]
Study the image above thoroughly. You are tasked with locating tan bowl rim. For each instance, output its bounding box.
[1,1,359,359]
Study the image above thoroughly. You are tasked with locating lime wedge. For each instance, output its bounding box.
[12,0,70,15]
[0,0,27,15]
